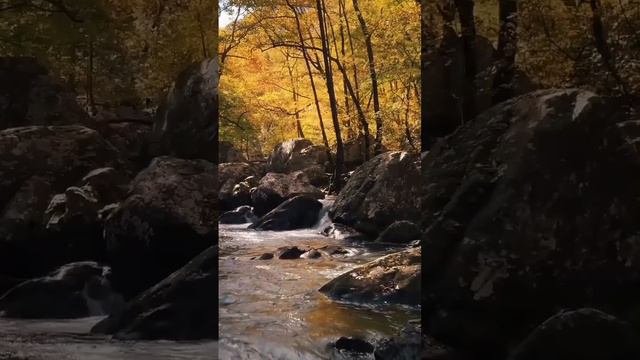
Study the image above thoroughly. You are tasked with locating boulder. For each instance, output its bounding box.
[0,57,88,129]
[267,139,329,173]
[332,337,374,354]
[251,171,323,217]
[0,262,123,319]
[421,89,640,356]
[329,151,421,236]
[343,135,385,169]
[151,58,218,162]
[97,121,152,170]
[319,246,420,305]
[219,205,258,224]
[510,309,640,360]
[92,246,216,340]
[276,246,308,260]
[251,186,285,218]
[376,221,422,244]
[219,141,247,163]
[219,162,264,210]
[104,156,217,298]
[250,196,323,231]
[0,126,121,278]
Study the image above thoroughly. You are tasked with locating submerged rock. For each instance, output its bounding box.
[0,262,123,319]
[104,156,217,298]
[92,246,216,340]
[330,151,421,237]
[319,247,420,305]
[333,337,374,354]
[250,196,323,231]
[276,246,308,260]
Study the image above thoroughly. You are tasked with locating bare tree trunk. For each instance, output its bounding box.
[352,0,383,155]
[404,83,417,151]
[454,0,478,121]
[286,56,305,138]
[338,1,352,139]
[492,0,518,105]
[287,1,332,156]
[589,0,630,95]
[317,0,345,192]
[341,0,364,139]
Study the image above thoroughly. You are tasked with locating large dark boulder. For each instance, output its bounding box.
[151,58,218,162]
[0,262,123,319]
[376,220,422,244]
[219,205,257,225]
[0,126,121,278]
[421,89,640,356]
[329,151,421,236]
[91,246,217,340]
[510,308,640,360]
[267,139,329,173]
[250,196,322,231]
[251,171,324,217]
[104,156,217,298]
[0,57,88,129]
[319,246,420,305]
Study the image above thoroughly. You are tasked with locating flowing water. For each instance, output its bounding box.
[219,199,420,360]
[0,317,218,359]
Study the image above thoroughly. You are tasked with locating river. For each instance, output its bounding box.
[218,199,420,359]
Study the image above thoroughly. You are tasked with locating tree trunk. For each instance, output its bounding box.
[86,35,95,115]
[352,0,383,155]
[288,1,332,158]
[454,0,478,121]
[317,0,345,192]
[286,56,305,138]
[492,0,518,105]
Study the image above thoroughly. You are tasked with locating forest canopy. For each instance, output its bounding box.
[0,0,218,110]
[219,0,421,159]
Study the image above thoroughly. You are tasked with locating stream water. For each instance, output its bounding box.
[219,199,420,360]
[0,317,218,359]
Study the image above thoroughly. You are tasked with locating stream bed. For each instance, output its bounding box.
[218,201,420,359]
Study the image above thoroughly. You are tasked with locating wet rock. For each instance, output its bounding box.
[267,139,329,173]
[219,162,264,210]
[250,196,323,231]
[219,206,258,225]
[92,246,217,340]
[0,126,121,278]
[333,337,374,354]
[276,246,307,260]
[320,247,420,305]
[376,221,422,244]
[374,324,422,360]
[320,223,363,240]
[219,141,247,163]
[251,186,285,217]
[330,151,421,236]
[257,172,324,200]
[421,89,640,356]
[258,253,274,260]
[509,308,640,360]
[97,121,152,170]
[300,164,330,188]
[104,156,217,298]
[0,262,123,319]
[317,245,349,256]
[0,57,88,129]
[301,249,322,259]
[151,58,218,162]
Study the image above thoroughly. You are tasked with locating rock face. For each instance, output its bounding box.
[0,57,88,129]
[92,246,216,340]
[250,196,323,231]
[376,220,422,244]
[219,141,247,163]
[0,262,123,319]
[421,89,640,356]
[319,246,420,305]
[218,162,264,210]
[329,151,421,236]
[0,126,121,278]
[151,58,218,162]
[104,156,217,298]
[267,139,329,173]
[510,309,640,360]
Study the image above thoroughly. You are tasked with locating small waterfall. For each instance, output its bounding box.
[314,198,334,230]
